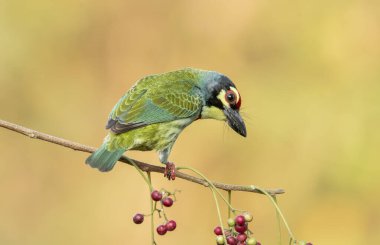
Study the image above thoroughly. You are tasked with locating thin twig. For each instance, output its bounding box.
[0,119,285,195]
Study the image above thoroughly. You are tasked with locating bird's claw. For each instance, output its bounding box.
[164,162,176,180]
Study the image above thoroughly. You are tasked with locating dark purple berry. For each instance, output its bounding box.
[162,197,174,207]
[234,223,248,234]
[214,226,223,235]
[227,236,238,245]
[306,243,313,245]
[256,242,261,245]
[235,215,246,226]
[151,190,163,201]
[132,213,144,224]
[156,225,167,235]
[166,220,177,231]
[237,233,247,242]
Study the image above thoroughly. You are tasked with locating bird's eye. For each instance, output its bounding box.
[225,90,237,104]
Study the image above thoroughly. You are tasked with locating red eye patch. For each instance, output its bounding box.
[236,94,241,109]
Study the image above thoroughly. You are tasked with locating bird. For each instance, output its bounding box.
[86,68,246,180]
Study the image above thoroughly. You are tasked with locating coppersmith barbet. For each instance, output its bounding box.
[86,68,246,179]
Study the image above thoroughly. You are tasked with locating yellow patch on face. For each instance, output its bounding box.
[217,90,229,108]
[201,106,226,121]
[216,87,240,109]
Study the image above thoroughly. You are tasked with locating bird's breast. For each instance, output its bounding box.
[107,118,193,151]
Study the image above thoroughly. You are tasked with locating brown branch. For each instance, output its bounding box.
[0,119,285,195]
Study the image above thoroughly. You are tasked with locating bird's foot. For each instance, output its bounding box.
[164,162,176,180]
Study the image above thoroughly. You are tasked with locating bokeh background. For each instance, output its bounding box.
[1,1,379,244]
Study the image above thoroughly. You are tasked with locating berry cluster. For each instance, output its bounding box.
[132,190,177,236]
[151,190,177,235]
[214,213,259,245]
[132,190,312,244]
[156,220,177,235]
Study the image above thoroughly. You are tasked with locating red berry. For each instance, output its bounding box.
[214,226,223,235]
[166,220,177,231]
[151,190,163,201]
[235,215,245,226]
[156,225,167,235]
[237,233,247,242]
[162,197,174,207]
[132,213,144,224]
[256,242,261,245]
[227,236,238,245]
[234,223,248,234]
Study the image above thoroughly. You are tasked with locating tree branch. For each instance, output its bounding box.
[0,119,285,195]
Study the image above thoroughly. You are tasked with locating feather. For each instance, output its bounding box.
[105,70,204,135]
[85,143,124,172]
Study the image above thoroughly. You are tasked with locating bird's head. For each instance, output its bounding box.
[201,73,247,137]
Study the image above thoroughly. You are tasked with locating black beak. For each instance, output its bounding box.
[224,108,247,137]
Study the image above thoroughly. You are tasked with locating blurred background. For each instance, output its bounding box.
[1,0,379,244]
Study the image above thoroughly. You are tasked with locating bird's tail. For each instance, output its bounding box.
[85,143,124,172]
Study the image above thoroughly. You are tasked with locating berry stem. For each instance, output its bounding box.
[125,156,153,192]
[153,200,158,211]
[147,172,156,245]
[178,166,230,243]
[159,202,169,222]
[177,166,244,213]
[274,195,283,245]
[228,190,232,219]
[252,185,295,242]
[211,188,227,244]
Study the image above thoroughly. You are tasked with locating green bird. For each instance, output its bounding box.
[86,68,246,180]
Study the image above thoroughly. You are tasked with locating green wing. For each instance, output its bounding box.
[106,71,203,134]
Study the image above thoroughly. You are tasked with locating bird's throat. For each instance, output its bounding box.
[201,106,226,121]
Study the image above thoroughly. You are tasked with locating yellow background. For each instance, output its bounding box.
[1,1,379,244]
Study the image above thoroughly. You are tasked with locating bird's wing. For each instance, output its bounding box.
[106,79,203,134]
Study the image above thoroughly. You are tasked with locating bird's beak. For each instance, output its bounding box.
[224,108,247,137]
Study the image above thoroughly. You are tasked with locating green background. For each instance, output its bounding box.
[1,1,379,244]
